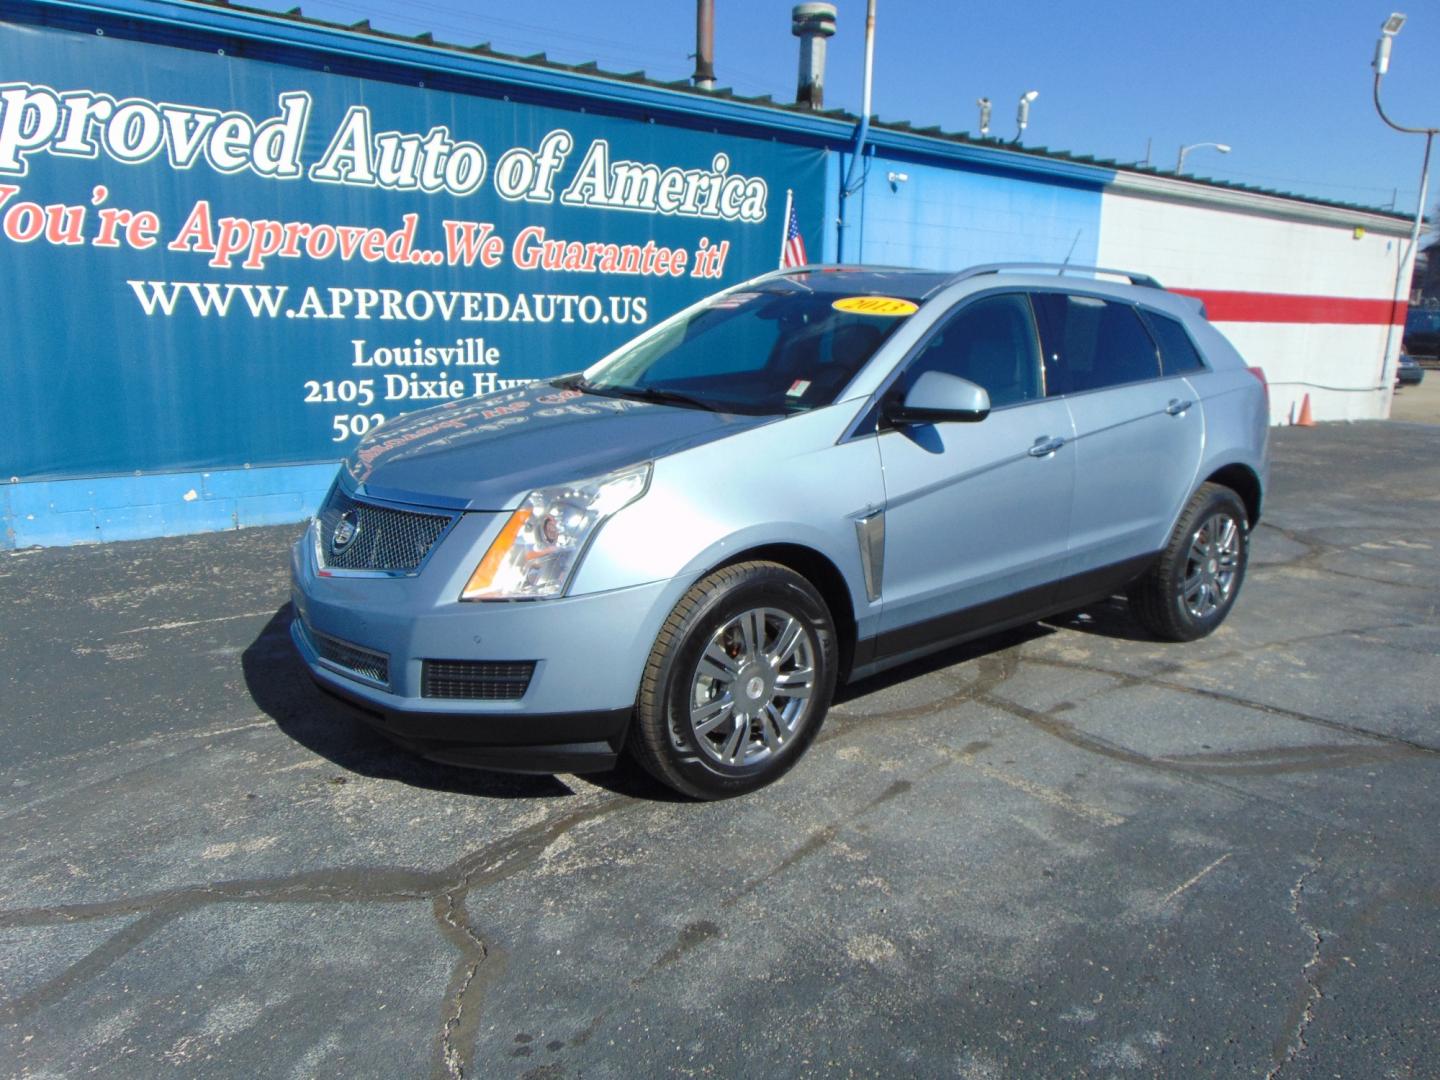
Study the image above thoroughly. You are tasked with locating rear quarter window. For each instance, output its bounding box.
[1139,310,1208,375]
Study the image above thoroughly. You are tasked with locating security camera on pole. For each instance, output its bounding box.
[1014,90,1038,143]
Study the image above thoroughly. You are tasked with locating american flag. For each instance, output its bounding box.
[780,194,807,268]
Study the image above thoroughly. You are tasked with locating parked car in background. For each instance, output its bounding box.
[291,263,1270,799]
[1396,352,1425,386]
[1404,308,1440,359]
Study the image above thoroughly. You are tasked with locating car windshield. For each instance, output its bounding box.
[577,279,923,415]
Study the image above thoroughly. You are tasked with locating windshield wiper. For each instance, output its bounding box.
[601,384,728,413]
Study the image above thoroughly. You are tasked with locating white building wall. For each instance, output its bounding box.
[1094,184,1411,426]
[1097,181,1412,424]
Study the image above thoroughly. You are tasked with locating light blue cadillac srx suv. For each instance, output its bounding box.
[291,263,1270,798]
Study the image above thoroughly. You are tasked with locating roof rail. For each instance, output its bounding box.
[949,263,1165,290]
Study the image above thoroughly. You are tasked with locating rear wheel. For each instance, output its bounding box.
[629,561,837,800]
[1129,483,1249,642]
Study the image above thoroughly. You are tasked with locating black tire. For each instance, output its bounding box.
[1129,483,1250,642]
[629,561,838,800]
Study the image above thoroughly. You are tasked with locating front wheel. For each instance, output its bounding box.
[629,561,837,800]
[1129,483,1250,642]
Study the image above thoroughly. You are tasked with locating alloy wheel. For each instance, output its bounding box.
[1180,512,1241,619]
[685,606,817,767]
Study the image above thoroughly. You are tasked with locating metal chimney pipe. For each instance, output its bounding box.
[792,3,837,110]
[693,0,716,91]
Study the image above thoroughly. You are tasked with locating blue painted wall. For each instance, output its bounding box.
[4,462,338,548]
[821,150,842,265]
[843,152,1104,270]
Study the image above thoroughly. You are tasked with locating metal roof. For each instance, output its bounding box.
[28,0,1415,223]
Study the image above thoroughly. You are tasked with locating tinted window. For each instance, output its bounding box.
[902,293,1041,408]
[1140,310,1206,375]
[1032,293,1161,395]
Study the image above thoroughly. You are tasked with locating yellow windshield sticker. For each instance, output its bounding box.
[832,296,919,317]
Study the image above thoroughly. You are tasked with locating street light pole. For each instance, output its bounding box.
[1371,12,1436,403]
[836,0,876,263]
[1176,141,1231,173]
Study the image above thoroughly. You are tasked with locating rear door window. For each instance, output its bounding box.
[1139,310,1207,375]
[1032,293,1162,395]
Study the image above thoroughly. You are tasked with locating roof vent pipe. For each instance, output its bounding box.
[693,0,716,91]
[792,3,837,109]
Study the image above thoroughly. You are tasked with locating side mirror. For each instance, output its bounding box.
[887,371,991,424]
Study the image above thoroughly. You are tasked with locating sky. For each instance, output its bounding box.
[241,0,1440,221]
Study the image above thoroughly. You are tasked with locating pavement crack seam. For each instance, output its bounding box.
[822,649,1022,743]
[1266,851,1325,1080]
[936,742,1125,828]
[1021,654,1440,757]
[1255,521,1438,592]
[434,889,486,1080]
[721,773,926,910]
[0,794,632,1036]
[1161,621,1416,670]
[974,688,1340,824]
[421,797,637,1076]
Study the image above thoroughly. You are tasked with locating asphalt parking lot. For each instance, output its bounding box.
[1389,369,1439,425]
[3,421,1438,1079]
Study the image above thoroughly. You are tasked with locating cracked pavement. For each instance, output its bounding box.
[2,421,1438,1078]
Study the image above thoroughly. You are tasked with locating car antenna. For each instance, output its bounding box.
[1059,228,1083,276]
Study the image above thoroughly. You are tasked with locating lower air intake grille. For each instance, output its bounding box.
[316,485,454,573]
[309,625,390,687]
[422,660,536,700]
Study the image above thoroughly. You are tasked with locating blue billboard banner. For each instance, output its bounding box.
[0,19,827,480]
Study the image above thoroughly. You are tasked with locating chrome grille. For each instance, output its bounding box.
[304,623,390,687]
[316,485,454,573]
[422,660,536,700]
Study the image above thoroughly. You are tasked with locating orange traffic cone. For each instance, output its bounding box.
[1295,393,1315,427]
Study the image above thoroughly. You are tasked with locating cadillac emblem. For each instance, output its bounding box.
[331,510,361,554]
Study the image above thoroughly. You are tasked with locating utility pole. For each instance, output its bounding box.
[836,0,876,263]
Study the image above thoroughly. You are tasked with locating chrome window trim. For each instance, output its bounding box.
[1035,370,1200,404]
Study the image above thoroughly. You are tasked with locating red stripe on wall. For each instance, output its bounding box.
[1172,289,1406,326]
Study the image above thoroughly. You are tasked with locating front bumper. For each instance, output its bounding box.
[289,519,676,773]
[301,651,633,773]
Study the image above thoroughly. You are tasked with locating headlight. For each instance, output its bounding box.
[460,463,651,600]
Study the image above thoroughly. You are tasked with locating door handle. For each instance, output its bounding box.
[1166,398,1194,416]
[1027,436,1065,458]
